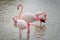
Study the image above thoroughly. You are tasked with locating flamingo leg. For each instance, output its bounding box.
[27,22,30,40]
[19,28,23,40]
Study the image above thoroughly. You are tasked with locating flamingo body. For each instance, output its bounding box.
[16,20,28,29]
[21,12,38,22]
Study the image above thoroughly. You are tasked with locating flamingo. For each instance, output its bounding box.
[35,11,47,26]
[12,16,28,40]
[12,3,38,40]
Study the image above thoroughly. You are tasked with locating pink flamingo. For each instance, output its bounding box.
[12,16,28,40]
[35,11,47,26]
[12,3,38,40]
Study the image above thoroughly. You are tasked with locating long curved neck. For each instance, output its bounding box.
[18,4,23,19]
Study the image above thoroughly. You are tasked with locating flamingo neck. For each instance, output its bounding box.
[18,4,23,19]
[35,14,40,20]
[19,6,23,16]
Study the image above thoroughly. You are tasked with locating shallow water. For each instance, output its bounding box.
[0,0,60,40]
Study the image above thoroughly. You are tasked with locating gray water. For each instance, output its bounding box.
[0,0,60,40]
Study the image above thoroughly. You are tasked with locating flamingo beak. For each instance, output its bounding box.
[17,7,19,9]
[40,20,45,23]
[17,4,20,10]
[12,16,17,23]
[17,5,19,9]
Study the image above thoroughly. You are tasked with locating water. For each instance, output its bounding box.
[0,0,60,40]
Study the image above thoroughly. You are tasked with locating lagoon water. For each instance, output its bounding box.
[0,0,60,40]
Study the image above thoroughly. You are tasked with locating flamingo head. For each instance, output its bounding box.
[40,11,47,23]
[17,3,22,10]
[41,11,47,21]
[35,11,47,23]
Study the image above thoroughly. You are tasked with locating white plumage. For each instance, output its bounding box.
[21,12,37,22]
[38,15,45,19]
[16,19,28,29]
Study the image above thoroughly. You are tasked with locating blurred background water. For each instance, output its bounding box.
[0,0,60,40]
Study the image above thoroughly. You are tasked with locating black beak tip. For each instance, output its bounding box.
[41,20,45,23]
[43,21,45,23]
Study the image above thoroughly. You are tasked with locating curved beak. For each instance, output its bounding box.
[17,7,19,9]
